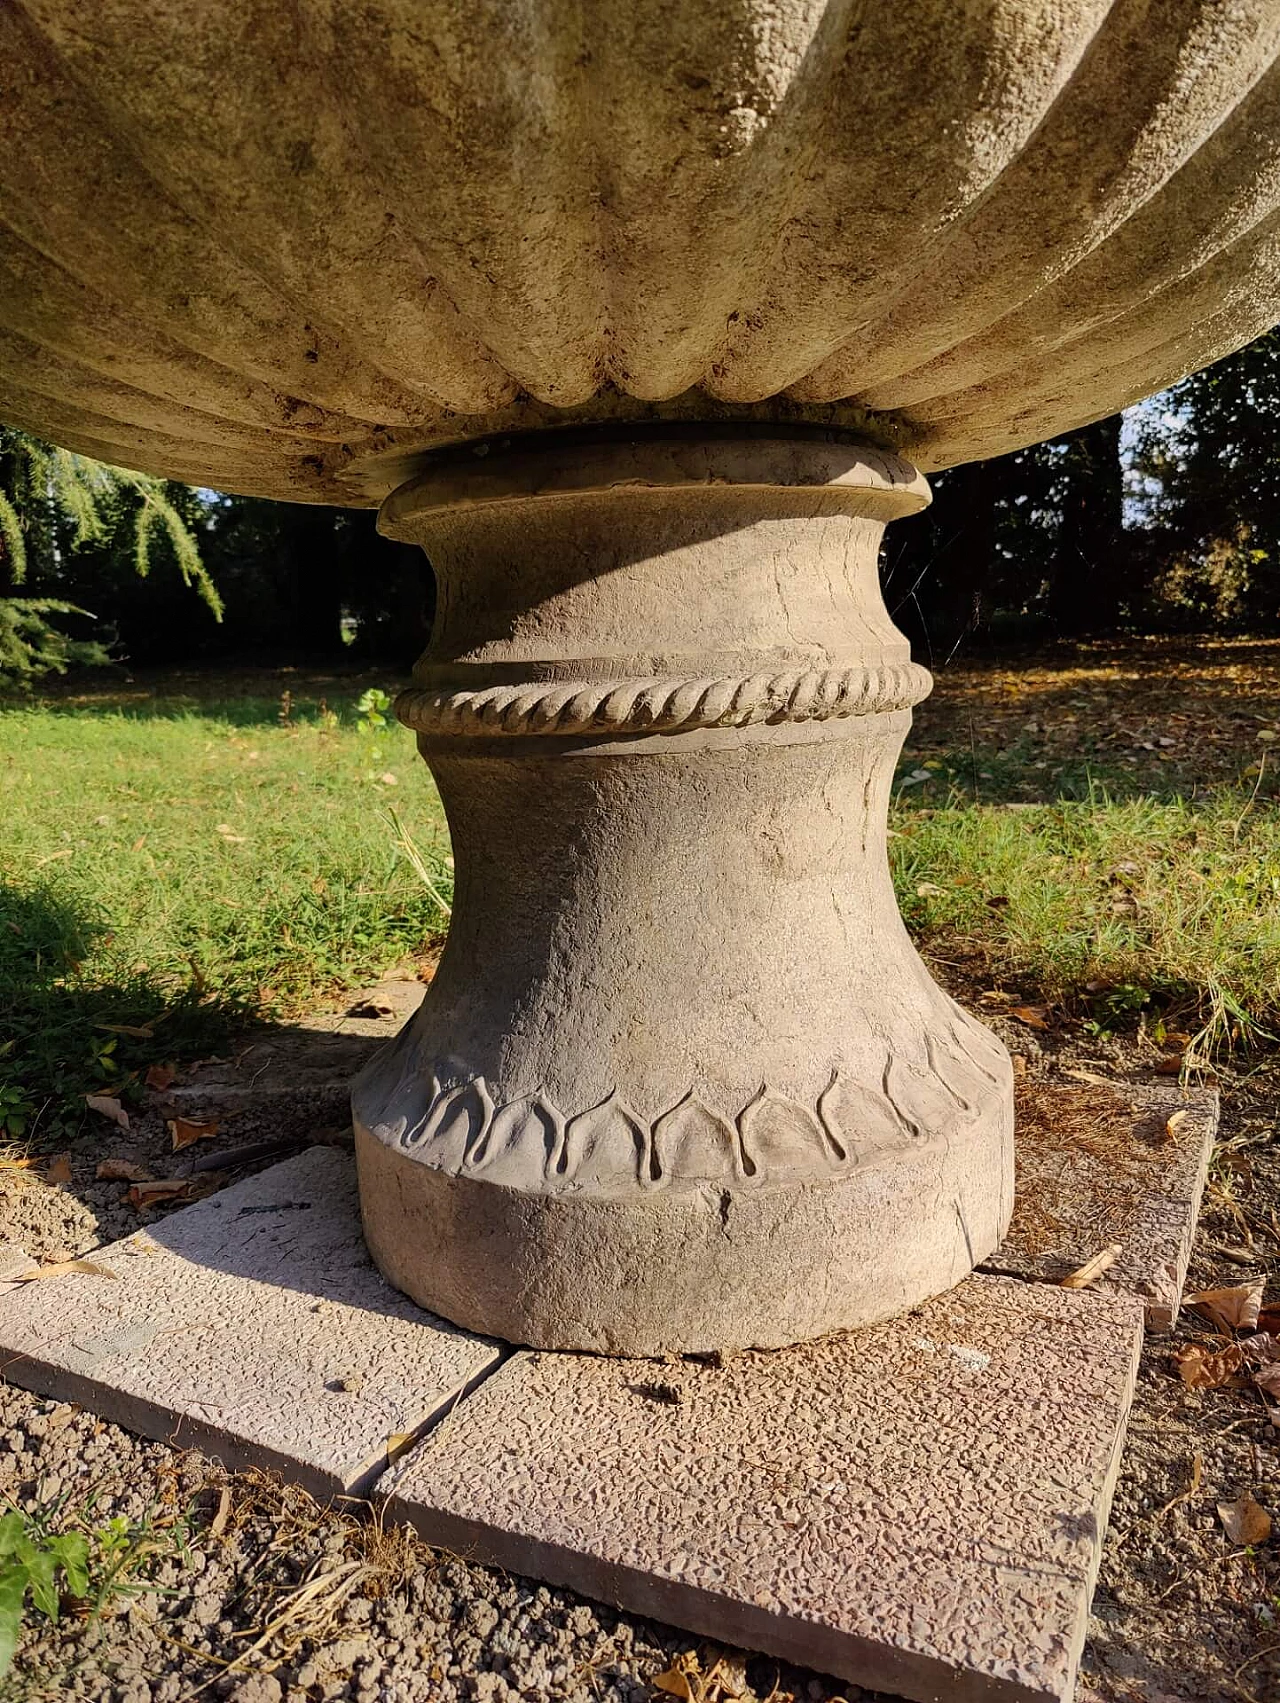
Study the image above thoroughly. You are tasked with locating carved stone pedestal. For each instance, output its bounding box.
[353,432,1013,1355]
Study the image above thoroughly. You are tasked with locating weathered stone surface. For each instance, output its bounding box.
[354,437,1014,1353]
[3,6,1280,501]
[0,1149,502,1497]
[988,1081,1219,1329]
[381,1275,1144,1703]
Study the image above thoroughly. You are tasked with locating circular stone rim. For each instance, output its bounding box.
[353,1071,1013,1357]
[378,427,931,538]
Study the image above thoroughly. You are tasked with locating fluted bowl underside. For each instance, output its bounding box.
[5,0,1280,504]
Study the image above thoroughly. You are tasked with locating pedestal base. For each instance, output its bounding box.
[357,432,1014,1353]
[1,1135,1200,1703]
[356,1065,1012,1353]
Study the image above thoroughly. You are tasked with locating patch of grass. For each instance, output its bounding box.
[0,675,450,1142]
[894,786,1280,1050]
[4,652,1280,1137]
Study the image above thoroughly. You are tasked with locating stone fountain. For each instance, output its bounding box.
[3,1,1277,1357]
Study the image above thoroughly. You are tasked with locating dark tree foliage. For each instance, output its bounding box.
[1128,328,1280,630]
[0,428,217,680]
[886,325,1280,655]
[882,429,1133,660]
[3,468,433,677]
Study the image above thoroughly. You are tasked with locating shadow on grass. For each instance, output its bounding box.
[0,881,254,1147]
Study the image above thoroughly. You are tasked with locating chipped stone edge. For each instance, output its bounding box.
[983,1086,1218,1333]
[375,1294,1144,1703]
[0,1343,505,1503]
[1126,1088,1218,1332]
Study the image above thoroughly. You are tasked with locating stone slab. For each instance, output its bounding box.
[0,1148,502,1498]
[381,1276,1143,1703]
[986,1079,1218,1329]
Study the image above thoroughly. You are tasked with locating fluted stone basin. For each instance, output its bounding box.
[5,1,1280,501]
[4,1,1279,1351]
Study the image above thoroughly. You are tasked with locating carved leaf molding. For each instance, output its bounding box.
[369,1017,1008,1195]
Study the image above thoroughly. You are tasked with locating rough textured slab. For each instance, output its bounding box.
[986,1080,1218,1329]
[382,1276,1142,1703]
[0,1149,501,1498]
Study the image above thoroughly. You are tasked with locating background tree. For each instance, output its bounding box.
[1128,328,1280,629]
[0,428,218,680]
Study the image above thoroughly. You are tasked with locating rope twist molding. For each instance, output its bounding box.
[396,661,933,738]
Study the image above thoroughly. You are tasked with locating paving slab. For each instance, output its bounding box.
[0,1148,502,1498]
[381,1276,1143,1703]
[986,1079,1218,1329]
[158,980,426,1121]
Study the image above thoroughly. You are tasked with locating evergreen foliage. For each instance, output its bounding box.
[0,427,219,680]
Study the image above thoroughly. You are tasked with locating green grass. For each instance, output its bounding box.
[0,681,452,1142]
[3,669,1280,1139]
[893,787,1280,1049]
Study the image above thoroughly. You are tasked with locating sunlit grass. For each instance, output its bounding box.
[0,685,451,1140]
[895,785,1280,1050]
[3,674,1279,1141]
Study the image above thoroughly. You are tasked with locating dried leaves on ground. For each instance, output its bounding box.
[1218,1493,1272,1546]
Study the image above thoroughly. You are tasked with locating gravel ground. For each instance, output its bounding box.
[1,1006,1278,1703]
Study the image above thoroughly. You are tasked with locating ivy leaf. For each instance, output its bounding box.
[22,1551,57,1622]
[0,1564,25,1675]
[48,1534,89,1601]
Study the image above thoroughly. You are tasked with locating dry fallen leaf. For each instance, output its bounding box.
[1245,1334,1280,1399]
[386,1431,417,1465]
[1061,1244,1122,1290]
[145,1063,176,1092]
[93,1021,153,1039]
[653,1654,702,1701]
[85,1094,130,1131]
[1257,1364,1280,1400]
[44,1153,73,1186]
[96,1158,153,1183]
[1171,1342,1244,1389]
[1155,1055,1186,1077]
[208,1486,233,1542]
[1164,1107,1191,1144]
[1011,1005,1050,1031]
[127,1178,193,1207]
[215,823,247,843]
[12,1258,118,1284]
[168,1117,220,1152]
[653,1675,693,1702]
[1187,1281,1264,1334]
[1217,1492,1272,1546]
[915,881,946,898]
